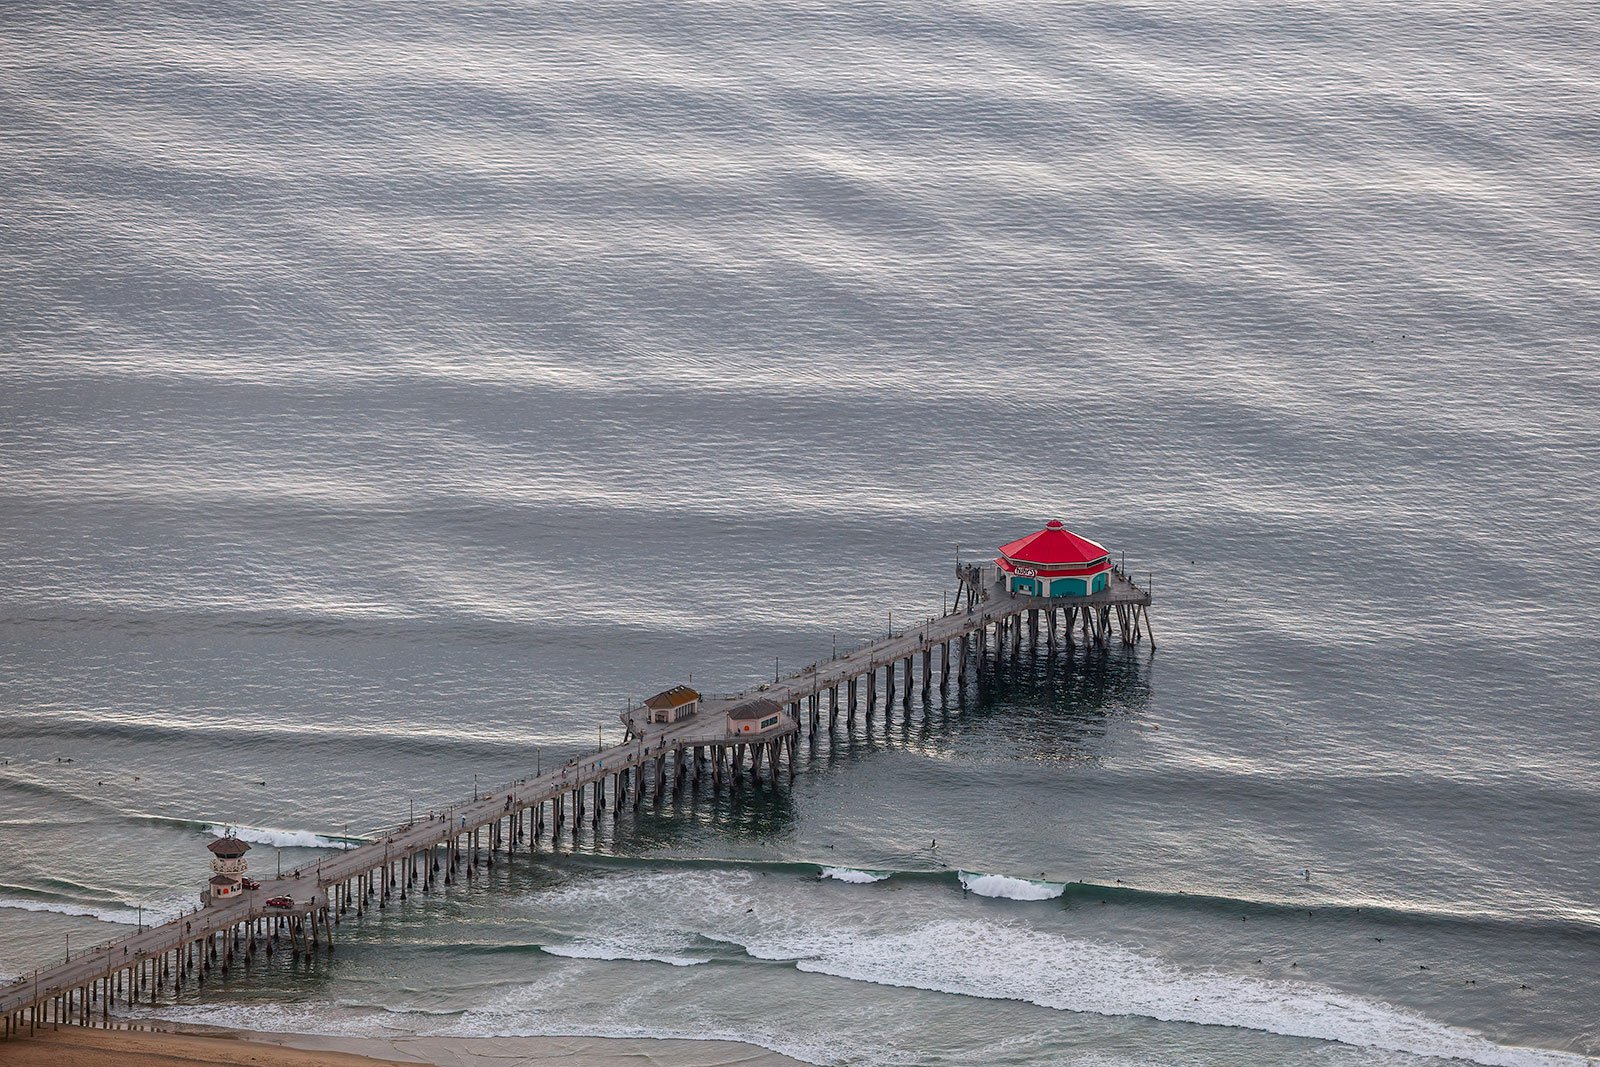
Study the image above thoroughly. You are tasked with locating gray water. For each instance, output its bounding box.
[2,2,1598,1064]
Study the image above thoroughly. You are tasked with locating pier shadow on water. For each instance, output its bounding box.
[575,642,1156,855]
[804,642,1155,772]
[518,644,1155,861]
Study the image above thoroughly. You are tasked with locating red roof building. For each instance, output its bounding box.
[643,685,701,724]
[207,836,250,858]
[996,520,1114,598]
[726,697,785,735]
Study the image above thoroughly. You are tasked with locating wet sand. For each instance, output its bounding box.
[2,1024,810,1066]
[0,1025,415,1067]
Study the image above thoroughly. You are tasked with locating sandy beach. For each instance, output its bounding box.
[1,1024,810,1067]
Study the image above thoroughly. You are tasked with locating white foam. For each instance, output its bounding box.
[0,887,194,927]
[205,823,361,851]
[514,867,1587,1067]
[0,895,139,925]
[792,919,1586,1067]
[959,871,1065,900]
[436,1018,865,1067]
[541,941,708,967]
[134,1001,390,1039]
[141,978,849,1067]
[438,974,860,1066]
[819,866,889,884]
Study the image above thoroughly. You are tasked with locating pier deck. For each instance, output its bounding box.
[2,566,1152,1035]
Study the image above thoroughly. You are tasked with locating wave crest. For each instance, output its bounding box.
[0,895,142,925]
[958,872,1065,900]
[205,823,362,851]
[792,918,1583,1067]
[539,942,709,967]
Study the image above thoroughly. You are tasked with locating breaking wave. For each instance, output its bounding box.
[503,865,1589,1067]
[0,881,196,927]
[538,942,709,967]
[788,918,1584,1067]
[202,823,364,851]
[819,867,890,884]
[548,854,1599,937]
[0,894,143,926]
[133,857,1594,1067]
[958,872,1065,900]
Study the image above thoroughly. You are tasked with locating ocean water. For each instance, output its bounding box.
[2,1,1598,1064]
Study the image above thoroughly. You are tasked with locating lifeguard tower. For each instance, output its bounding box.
[206,835,251,901]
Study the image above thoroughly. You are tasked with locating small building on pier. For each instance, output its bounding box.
[208,873,242,899]
[206,835,251,899]
[644,685,701,724]
[727,697,784,735]
[996,520,1114,598]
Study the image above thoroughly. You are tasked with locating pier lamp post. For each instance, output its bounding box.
[536,746,541,776]
[64,932,68,963]
[136,905,143,931]
[598,725,603,753]
[773,656,779,683]
[276,849,282,878]
[473,773,479,802]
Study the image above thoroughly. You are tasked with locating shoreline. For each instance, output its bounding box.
[1,1020,812,1066]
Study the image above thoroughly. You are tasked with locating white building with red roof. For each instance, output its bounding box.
[996,520,1114,598]
[726,696,785,735]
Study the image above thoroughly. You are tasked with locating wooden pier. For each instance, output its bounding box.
[0,563,1152,1038]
